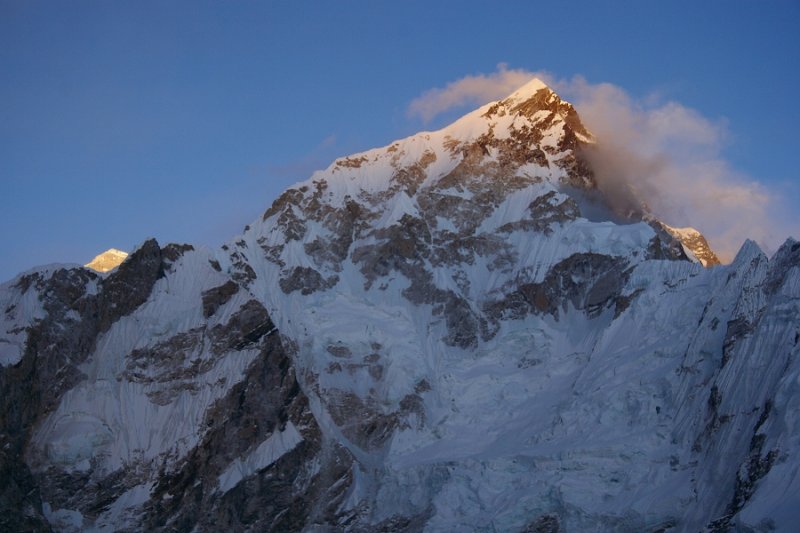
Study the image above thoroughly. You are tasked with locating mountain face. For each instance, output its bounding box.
[1,79,799,532]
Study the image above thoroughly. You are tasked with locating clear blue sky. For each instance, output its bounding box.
[1,0,798,281]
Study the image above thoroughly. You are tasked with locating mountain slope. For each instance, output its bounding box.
[1,79,798,532]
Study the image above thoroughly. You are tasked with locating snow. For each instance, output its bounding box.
[503,77,550,101]
[42,502,84,533]
[661,223,701,241]
[217,422,303,492]
[0,268,51,366]
[4,78,797,531]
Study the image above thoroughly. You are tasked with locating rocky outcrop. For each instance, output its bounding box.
[202,280,239,318]
[485,253,631,322]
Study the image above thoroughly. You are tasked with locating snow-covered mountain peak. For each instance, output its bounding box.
[657,223,721,267]
[9,78,795,532]
[733,238,767,265]
[501,76,550,100]
[215,81,710,483]
[287,78,594,204]
[237,79,701,303]
[251,79,599,232]
[84,248,129,272]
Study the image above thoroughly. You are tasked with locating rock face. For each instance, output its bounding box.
[1,78,799,531]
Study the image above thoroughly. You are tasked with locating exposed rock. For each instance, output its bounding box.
[262,187,305,222]
[521,514,560,533]
[764,237,800,293]
[498,191,580,234]
[0,434,51,532]
[325,389,399,451]
[352,214,431,287]
[97,238,166,331]
[202,280,239,318]
[335,155,368,169]
[35,459,151,526]
[613,288,644,318]
[228,250,258,285]
[161,243,194,265]
[721,316,753,367]
[645,233,691,262]
[326,344,353,358]
[487,253,631,322]
[390,150,437,196]
[279,266,339,295]
[209,299,275,353]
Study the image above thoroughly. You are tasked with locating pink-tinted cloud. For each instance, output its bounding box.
[407,63,547,123]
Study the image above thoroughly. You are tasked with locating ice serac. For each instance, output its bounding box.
[1,78,798,531]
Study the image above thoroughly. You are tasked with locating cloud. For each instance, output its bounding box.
[407,63,547,123]
[559,75,789,261]
[407,66,798,261]
[267,134,338,180]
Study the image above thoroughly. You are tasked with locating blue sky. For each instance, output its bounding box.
[1,0,798,280]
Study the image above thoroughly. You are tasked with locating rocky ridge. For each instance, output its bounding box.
[1,78,798,531]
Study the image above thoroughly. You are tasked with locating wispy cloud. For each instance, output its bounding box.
[407,63,547,123]
[267,134,338,180]
[407,66,798,261]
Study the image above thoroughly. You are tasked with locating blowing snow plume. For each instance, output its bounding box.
[408,65,798,262]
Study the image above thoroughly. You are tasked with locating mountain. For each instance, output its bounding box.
[85,249,129,273]
[656,222,721,267]
[1,79,798,532]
